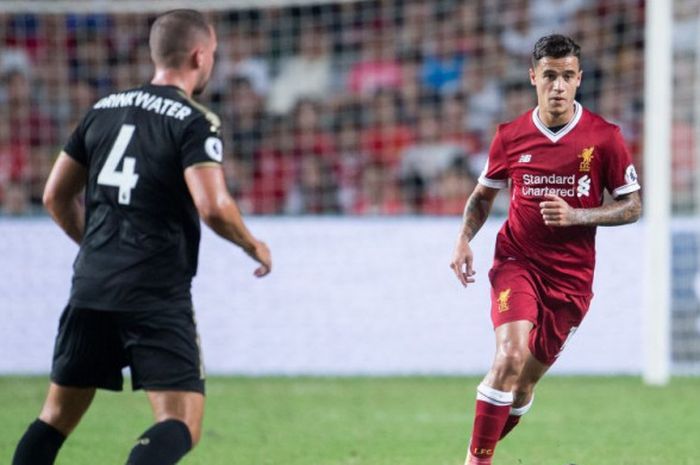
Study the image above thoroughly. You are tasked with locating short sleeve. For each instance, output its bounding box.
[478,127,509,189]
[180,114,224,169]
[604,127,641,198]
[63,114,89,166]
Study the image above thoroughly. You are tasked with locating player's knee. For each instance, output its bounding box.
[149,391,204,447]
[495,346,527,373]
[490,350,528,384]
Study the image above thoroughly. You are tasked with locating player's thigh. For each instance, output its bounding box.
[39,382,96,436]
[484,320,534,388]
[494,320,535,357]
[488,260,539,330]
[529,290,592,366]
[488,260,539,366]
[120,306,205,394]
[51,305,127,391]
[146,390,205,445]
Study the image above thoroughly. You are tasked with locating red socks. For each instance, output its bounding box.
[466,383,513,465]
[499,415,521,440]
[500,395,534,440]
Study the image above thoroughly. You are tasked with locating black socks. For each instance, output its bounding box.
[125,419,193,465]
[13,417,192,465]
[12,419,66,465]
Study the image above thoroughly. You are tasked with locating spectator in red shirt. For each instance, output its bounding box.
[360,90,414,171]
[422,160,477,215]
[347,29,403,97]
[285,155,339,214]
[352,163,405,215]
[333,119,369,213]
[290,99,336,163]
[251,117,295,214]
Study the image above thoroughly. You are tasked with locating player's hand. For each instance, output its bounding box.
[450,234,476,288]
[247,240,271,277]
[539,194,579,227]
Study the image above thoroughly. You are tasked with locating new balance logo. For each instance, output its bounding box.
[518,154,532,163]
[577,175,591,197]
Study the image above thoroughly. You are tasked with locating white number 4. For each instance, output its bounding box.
[97,124,139,205]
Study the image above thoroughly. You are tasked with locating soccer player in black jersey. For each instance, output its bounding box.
[12,10,271,465]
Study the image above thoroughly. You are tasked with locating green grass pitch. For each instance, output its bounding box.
[1,376,698,465]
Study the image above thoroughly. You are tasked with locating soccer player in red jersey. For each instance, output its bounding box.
[450,34,641,465]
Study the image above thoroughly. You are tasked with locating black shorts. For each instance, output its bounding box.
[51,305,205,393]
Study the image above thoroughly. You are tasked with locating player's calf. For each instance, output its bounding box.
[499,351,547,440]
[12,419,66,465]
[125,419,193,465]
[13,383,95,465]
[500,394,535,440]
[465,383,514,465]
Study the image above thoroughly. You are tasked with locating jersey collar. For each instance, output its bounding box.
[531,101,582,143]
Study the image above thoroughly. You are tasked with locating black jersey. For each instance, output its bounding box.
[63,84,224,311]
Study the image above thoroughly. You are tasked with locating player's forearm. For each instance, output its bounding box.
[203,197,258,252]
[572,191,641,226]
[459,187,496,241]
[46,198,84,245]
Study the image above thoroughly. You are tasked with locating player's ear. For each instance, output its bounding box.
[529,67,536,86]
[192,47,204,69]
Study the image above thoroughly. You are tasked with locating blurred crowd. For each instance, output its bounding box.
[0,0,673,216]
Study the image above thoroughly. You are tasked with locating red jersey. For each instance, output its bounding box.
[479,102,640,295]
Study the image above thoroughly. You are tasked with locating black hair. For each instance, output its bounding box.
[149,9,211,69]
[532,34,581,66]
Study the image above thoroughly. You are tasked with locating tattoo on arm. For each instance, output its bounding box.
[574,191,642,226]
[461,190,495,241]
